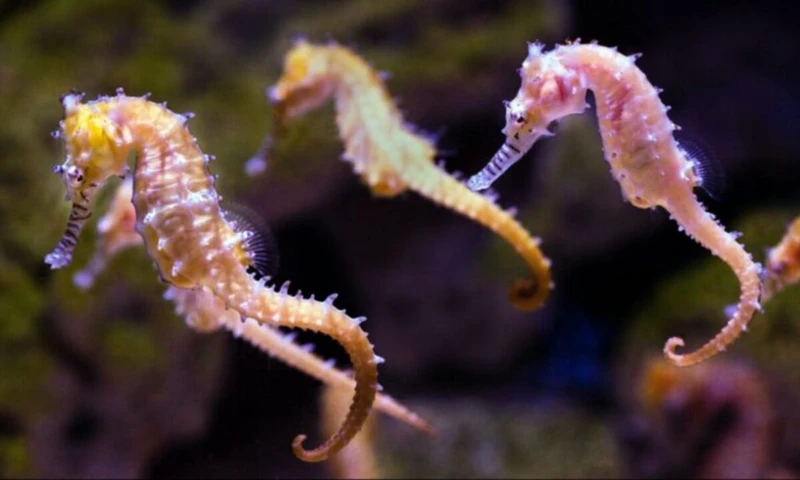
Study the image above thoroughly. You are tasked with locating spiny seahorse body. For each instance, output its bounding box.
[74,178,435,436]
[466,41,761,367]
[268,40,552,311]
[45,91,380,462]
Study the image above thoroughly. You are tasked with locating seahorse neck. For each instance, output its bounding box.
[329,48,402,138]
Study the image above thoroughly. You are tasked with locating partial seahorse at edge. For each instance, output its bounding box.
[465,41,762,367]
[44,90,381,462]
[72,176,435,436]
[762,215,800,303]
[265,39,553,312]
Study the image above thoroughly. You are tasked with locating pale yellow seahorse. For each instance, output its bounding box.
[466,41,762,367]
[265,39,553,311]
[72,176,434,436]
[44,90,382,462]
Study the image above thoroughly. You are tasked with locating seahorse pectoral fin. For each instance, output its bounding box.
[45,201,93,269]
[466,134,539,192]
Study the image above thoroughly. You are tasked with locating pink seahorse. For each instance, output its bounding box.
[466,41,762,367]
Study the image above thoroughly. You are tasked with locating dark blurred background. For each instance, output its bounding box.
[1,0,799,478]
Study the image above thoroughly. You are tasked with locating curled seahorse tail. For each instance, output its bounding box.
[663,198,762,367]
[291,378,373,462]
[225,283,379,462]
[291,330,377,462]
[663,323,740,367]
[418,167,553,312]
[292,328,377,462]
[508,271,551,311]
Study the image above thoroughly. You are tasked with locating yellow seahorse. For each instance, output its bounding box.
[266,39,553,311]
[466,41,762,367]
[762,215,800,302]
[72,176,434,436]
[44,90,381,462]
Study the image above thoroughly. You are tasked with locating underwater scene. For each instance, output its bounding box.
[1,0,799,478]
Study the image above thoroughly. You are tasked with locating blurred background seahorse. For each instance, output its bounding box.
[266,39,553,312]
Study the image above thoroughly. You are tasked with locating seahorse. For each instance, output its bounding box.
[72,177,435,436]
[762,216,800,303]
[266,39,553,311]
[465,41,762,367]
[44,90,381,462]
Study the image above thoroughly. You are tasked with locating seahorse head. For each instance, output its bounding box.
[53,91,125,204]
[45,91,127,269]
[467,43,589,191]
[504,43,588,145]
[268,39,336,120]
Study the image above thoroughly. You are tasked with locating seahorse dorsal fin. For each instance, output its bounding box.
[676,133,725,201]
[221,201,280,279]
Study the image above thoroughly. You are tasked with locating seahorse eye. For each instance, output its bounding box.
[66,165,85,186]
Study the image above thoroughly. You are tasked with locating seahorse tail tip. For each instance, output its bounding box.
[291,433,334,463]
[508,276,551,312]
[663,336,706,368]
